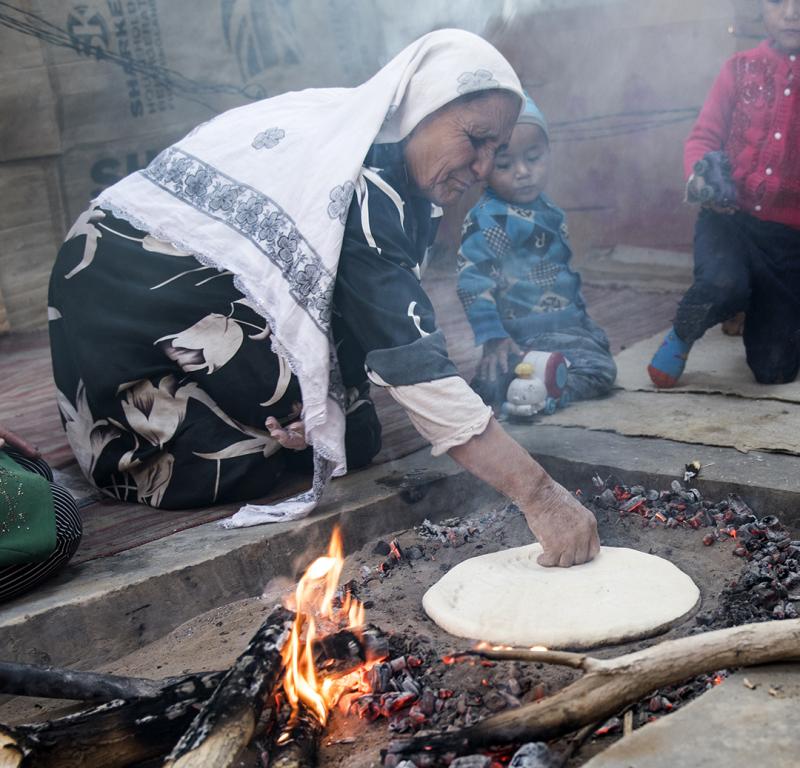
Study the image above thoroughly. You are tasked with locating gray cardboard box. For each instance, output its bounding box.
[0,0,383,331]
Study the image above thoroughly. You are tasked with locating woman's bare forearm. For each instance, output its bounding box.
[447,418,600,567]
[447,417,550,506]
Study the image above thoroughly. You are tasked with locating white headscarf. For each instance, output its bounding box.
[97,29,523,525]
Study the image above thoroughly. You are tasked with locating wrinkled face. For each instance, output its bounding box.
[403,91,521,206]
[762,0,800,53]
[488,123,550,205]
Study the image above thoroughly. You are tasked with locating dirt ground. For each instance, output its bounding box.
[3,484,749,767]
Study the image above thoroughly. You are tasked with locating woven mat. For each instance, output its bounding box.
[615,328,800,403]
[544,389,800,455]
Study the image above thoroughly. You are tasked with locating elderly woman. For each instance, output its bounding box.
[48,30,598,567]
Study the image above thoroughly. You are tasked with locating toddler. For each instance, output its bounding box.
[649,0,800,387]
[457,95,616,409]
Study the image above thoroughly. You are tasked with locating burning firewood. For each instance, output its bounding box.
[0,606,294,768]
[387,619,800,759]
[267,704,324,768]
[313,624,389,673]
[163,605,295,768]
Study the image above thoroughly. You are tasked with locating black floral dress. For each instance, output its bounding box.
[48,144,449,510]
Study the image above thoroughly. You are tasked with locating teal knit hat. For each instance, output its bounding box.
[518,92,549,140]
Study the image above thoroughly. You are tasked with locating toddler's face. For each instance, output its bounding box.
[488,124,550,205]
[762,0,800,53]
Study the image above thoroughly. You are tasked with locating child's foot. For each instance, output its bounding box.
[648,328,690,388]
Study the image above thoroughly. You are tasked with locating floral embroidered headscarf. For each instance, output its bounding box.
[96,29,524,524]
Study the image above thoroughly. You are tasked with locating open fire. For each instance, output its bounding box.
[281,527,375,727]
[2,482,796,768]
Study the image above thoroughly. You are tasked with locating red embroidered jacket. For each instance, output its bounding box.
[684,41,800,230]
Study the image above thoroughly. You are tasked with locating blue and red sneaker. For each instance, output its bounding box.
[648,328,690,388]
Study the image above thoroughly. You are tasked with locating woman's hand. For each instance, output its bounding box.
[448,418,600,567]
[0,425,40,458]
[519,479,600,567]
[478,337,520,381]
[265,404,307,451]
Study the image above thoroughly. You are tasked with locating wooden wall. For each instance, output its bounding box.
[0,0,383,333]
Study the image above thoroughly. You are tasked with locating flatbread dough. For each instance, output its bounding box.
[422,545,700,649]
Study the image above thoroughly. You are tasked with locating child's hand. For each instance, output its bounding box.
[478,337,520,382]
[0,425,40,458]
[686,152,737,213]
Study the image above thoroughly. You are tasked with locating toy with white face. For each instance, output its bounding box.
[503,362,549,418]
[502,351,569,419]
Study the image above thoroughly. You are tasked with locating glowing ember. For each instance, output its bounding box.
[282,527,379,726]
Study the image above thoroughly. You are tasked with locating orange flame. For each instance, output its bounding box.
[281,527,375,726]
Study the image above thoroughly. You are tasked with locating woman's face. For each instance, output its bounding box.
[403,91,521,206]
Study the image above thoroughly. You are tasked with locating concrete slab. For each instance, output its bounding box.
[513,424,800,530]
[584,664,800,768]
[1,423,798,671]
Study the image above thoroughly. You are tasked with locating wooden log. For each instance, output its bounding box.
[268,706,324,768]
[0,671,223,768]
[163,605,295,768]
[313,624,389,673]
[388,619,800,758]
[0,661,173,702]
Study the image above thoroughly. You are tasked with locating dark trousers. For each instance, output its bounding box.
[470,316,616,407]
[674,210,800,384]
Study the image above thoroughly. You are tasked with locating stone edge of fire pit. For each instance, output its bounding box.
[515,424,800,531]
[581,663,800,768]
[0,424,798,673]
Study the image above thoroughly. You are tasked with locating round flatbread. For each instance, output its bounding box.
[422,545,699,649]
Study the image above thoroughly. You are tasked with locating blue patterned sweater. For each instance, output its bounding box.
[457,190,586,347]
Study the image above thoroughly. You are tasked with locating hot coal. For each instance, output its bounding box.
[319,476,796,767]
[586,475,799,628]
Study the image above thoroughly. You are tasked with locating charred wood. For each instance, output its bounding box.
[163,605,294,768]
[0,661,212,703]
[268,706,323,768]
[313,624,389,673]
[0,670,223,768]
[388,619,800,758]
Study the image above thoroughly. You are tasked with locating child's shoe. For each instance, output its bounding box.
[648,328,690,388]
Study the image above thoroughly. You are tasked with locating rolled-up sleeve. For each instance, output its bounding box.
[333,168,490,452]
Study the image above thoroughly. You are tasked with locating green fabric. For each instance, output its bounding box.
[0,451,57,566]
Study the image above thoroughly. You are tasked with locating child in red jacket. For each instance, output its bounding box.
[649,0,800,387]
